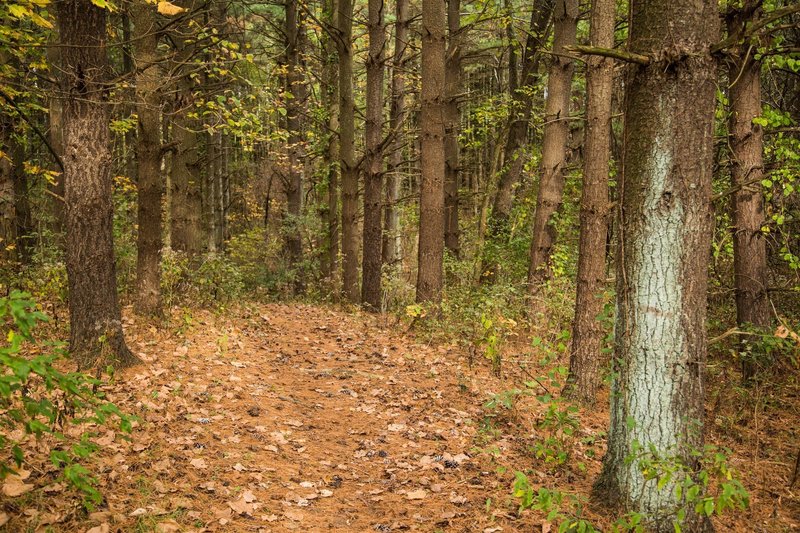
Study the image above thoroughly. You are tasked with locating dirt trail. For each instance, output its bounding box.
[4,303,798,532]
[94,303,502,532]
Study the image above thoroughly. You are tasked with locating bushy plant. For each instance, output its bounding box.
[0,291,132,508]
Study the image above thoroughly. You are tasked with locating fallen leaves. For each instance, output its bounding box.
[189,457,207,469]
[2,470,34,497]
[406,489,427,500]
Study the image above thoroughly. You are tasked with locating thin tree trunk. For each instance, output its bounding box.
[728,2,771,382]
[337,0,359,302]
[132,0,164,316]
[361,0,386,310]
[170,107,203,253]
[443,0,461,258]
[527,0,578,293]
[56,0,139,368]
[321,0,340,282]
[594,0,718,528]
[485,0,553,248]
[46,42,66,235]
[285,0,306,294]
[383,0,409,267]
[205,131,218,252]
[416,0,447,304]
[565,0,614,404]
[11,139,32,262]
[0,116,15,263]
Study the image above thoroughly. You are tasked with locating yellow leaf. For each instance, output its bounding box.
[157,1,185,16]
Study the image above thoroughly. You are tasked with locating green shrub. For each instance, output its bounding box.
[0,291,132,508]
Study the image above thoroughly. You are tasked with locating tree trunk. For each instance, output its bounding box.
[132,0,164,316]
[321,0,340,282]
[565,0,614,404]
[594,0,718,528]
[0,117,15,263]
[443,0,461,258]
[486,0,553,244]
[285,0,306,295]
[727,3,771,382]
[46,41,67,236]
[205,131,218,252]
[56,0,139,368]
[170,106,203,254]
[361,0,386,310]
[527,0,578,292]
[11,139,32,262]
[416,0,447,304]
[337,0,359,302]
[383,0,409,267]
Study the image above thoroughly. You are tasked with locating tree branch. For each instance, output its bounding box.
[564,44,650,65]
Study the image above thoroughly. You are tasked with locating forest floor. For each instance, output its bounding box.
[1,302,799,532]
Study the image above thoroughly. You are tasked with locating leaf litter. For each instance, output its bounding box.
[0,302,796,531]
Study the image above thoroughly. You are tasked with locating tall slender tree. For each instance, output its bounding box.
[170,0,203,254]
[284,0,307,294]
[594,0,719,528]
[321,0,340,282]
[132,0,164,316]
[485,0,553,245]
[416,0,447,303]
[565,0,615,403]
[727,0,771,381]
[55,0,138,368]
[443,0,461,258]
[362,0,386,310]
[383,0,409,267]
[527,0,578,293]
[337,0,359,302]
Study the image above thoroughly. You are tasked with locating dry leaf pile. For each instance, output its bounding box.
[0,303,798,532]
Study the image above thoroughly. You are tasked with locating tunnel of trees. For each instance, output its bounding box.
[1,0,800,530]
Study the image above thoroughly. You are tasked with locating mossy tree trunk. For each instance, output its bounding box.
[595,0,718,529]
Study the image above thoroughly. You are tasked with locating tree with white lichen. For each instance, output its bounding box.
[593,0,719,530]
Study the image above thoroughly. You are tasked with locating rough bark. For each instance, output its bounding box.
[727,3,771,382]
[527,0,578,292]
[204,132,217,252]
[170,107,203,254]
[55,0,139,368]
[169,3,203,254]
[486,0,553,240]
[443,0,461,258]
[284,0,306,294]
[416,0,447,304]
[594,0,719,529]
[0,118,15,263]
[132,0,164,316]
[382,0,409,267]
[11,139,32,262]
[361,0,386,310]
[565,0,614,404]
[46,41,66,235]
[321,0,340,282]
[337,0,359,302]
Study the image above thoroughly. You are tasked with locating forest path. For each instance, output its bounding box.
[89,303,513,532]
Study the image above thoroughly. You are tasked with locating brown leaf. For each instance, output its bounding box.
[284,509,305,522]
[155,519,181,532]
[406,489,427,500]
[85,525,110,533]
[2,475,34,497]
[228,497,254,515]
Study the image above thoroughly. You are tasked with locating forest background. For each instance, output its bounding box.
[0,0,799,531]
